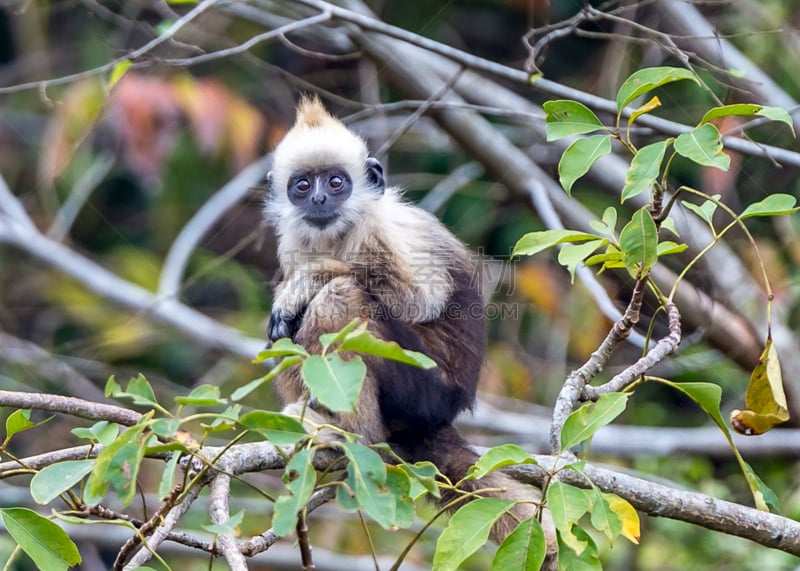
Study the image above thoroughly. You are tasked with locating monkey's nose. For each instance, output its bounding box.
[311,193,327,205]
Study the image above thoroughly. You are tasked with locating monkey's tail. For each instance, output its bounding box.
[391,425,556,563]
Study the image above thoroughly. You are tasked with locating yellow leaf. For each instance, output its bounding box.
[604,493,640,544]
[107,59,132,90]
[730,337,790,435]
[628,96,662,130]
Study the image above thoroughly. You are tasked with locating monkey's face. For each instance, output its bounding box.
[286,166,353,229]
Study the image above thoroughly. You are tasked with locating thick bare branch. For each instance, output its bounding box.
[0,213,264,360]
[0,390,142,427]
[210,474,248,570]
[511,457,800,557]
[300,0,800,167]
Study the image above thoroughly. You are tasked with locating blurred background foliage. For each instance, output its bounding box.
[0,0,799,569]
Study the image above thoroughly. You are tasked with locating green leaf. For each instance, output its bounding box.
[620,140,669,203]
[590,488,623,542]
[742,462,782,513]
[756,106,796,136]
[107,59,131,90]
[701,104,796,136]
[340,443,395,529]
[584,248,624,271]
[560,393,629,451]
[557,240,606,282]
[105,373,160,408]
[558,135,613,194]
[339,329,436,368]
[467,444,538,481]
[700,103,763,124]
[253,338,309,363]
[158,452,181,499]
[433,498,515,571]
[272,449,317,537]
[319,318,364,351]
[616,67,699,112]
[175,384,226,406]
[202,509,245,535]
[619,208,658,277]
[681,196,720,225]
[30,460,95,505]
[5,409,34,441]
[588,207,617,240]
[232,355,303,401]
[301,354,366,413]
[400,461,441,499]
[660,217,680,237]
[203,404,242,432]
[385,466,415,529]
[85,420,151,506]
[543,100,606,141]
[0,508,81,570]
[239,410,308,445]
[513,229,601,258]
[150,418,181,438]
[492,518,547,571]
[557,525,601,570]
[546,481,593,554]
[656,241,688,256]
[675,123,730,170]
[740,193,800,219]
[71,421,118,446]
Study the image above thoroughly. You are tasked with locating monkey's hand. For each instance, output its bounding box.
[267,302,308,342]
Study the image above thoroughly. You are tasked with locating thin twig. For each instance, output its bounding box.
[158,11,333,67]
[582,301,682,399]
[373,65,464,159]
[297,512,315,570]
[0,0,222,95]
[296,0,800,167]
[122,484,202,570]
[113,485,184,570]
[240,486,336,557]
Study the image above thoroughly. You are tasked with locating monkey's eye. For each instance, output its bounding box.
[294,179,311,194]
[329,175,344,191]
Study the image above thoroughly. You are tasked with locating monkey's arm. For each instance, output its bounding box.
[268,258,350,342]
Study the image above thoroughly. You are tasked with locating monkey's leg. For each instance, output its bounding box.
[277,276,387,444]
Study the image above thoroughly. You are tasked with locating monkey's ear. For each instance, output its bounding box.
[365,157,385,194]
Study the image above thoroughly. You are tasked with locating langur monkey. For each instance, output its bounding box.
[264,96,554,554]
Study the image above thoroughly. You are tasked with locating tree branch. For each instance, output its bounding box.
[210,473,248,570]
[511,457,800,557]
[0,208,264,360]
[299,0,800,167]
[122,484,202,570]
[0,390,142,427]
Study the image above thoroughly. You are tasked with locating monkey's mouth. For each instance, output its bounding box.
[303,213,339,228]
